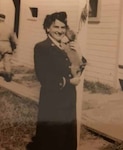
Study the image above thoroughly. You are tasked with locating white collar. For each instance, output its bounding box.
[48,35,62,49]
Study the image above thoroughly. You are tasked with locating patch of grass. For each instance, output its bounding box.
[84,80,116,94]
[80,125,99,140]
[12,65,39,87]
[13,73,37,83]
[12,65,34,74]
[0,87,38,149]
[20,74,37,81]
[100,142,123,150]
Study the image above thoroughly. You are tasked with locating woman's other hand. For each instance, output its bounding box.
[70,77,81,86]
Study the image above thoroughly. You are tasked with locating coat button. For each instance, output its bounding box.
[51,43,55,46]
[68,74,72,77]
[59,82,62,86]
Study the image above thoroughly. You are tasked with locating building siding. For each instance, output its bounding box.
[85,0,121,87]
[16,0,80,67]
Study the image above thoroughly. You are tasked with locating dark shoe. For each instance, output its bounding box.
[26,142,33,150]
[0,72,13,82]
[4,73,14,82]
[26,142,39,150]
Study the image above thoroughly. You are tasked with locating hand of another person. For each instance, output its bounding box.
[70,77,81,86]
[69,41,80,52]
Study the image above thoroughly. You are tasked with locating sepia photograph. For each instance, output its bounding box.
[0,0,123,150]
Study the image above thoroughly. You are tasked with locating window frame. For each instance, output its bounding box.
[88,0,101,23]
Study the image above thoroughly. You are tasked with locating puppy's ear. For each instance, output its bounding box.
[66,29,76,41]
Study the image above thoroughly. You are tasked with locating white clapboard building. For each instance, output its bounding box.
[1,0,123,90]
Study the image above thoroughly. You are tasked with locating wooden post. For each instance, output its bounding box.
[76,0,88,149]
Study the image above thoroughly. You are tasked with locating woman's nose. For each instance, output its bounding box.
[58,28,64,33]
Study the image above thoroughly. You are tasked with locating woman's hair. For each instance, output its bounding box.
[43,12,68,33]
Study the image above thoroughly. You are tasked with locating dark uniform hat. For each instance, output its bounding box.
[43,12,68,33]
[0,13,6,19]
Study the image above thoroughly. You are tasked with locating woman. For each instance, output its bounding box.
[26,11,81,150]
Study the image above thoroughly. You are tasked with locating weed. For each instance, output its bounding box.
[84,80,116,94]
[12,65,34,74]
[100,142,123,150]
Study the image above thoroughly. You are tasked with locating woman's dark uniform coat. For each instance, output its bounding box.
[29,37,77,150]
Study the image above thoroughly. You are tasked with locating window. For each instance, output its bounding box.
[30,7,38,18]
[88,0,101,23]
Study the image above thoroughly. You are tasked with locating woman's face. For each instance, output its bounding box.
[47,19,66,42]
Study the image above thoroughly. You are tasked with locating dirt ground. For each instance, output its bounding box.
[0,87,116,150]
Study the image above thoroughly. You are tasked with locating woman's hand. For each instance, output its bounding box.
[69,65,80,76]
[70,77,81,86]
